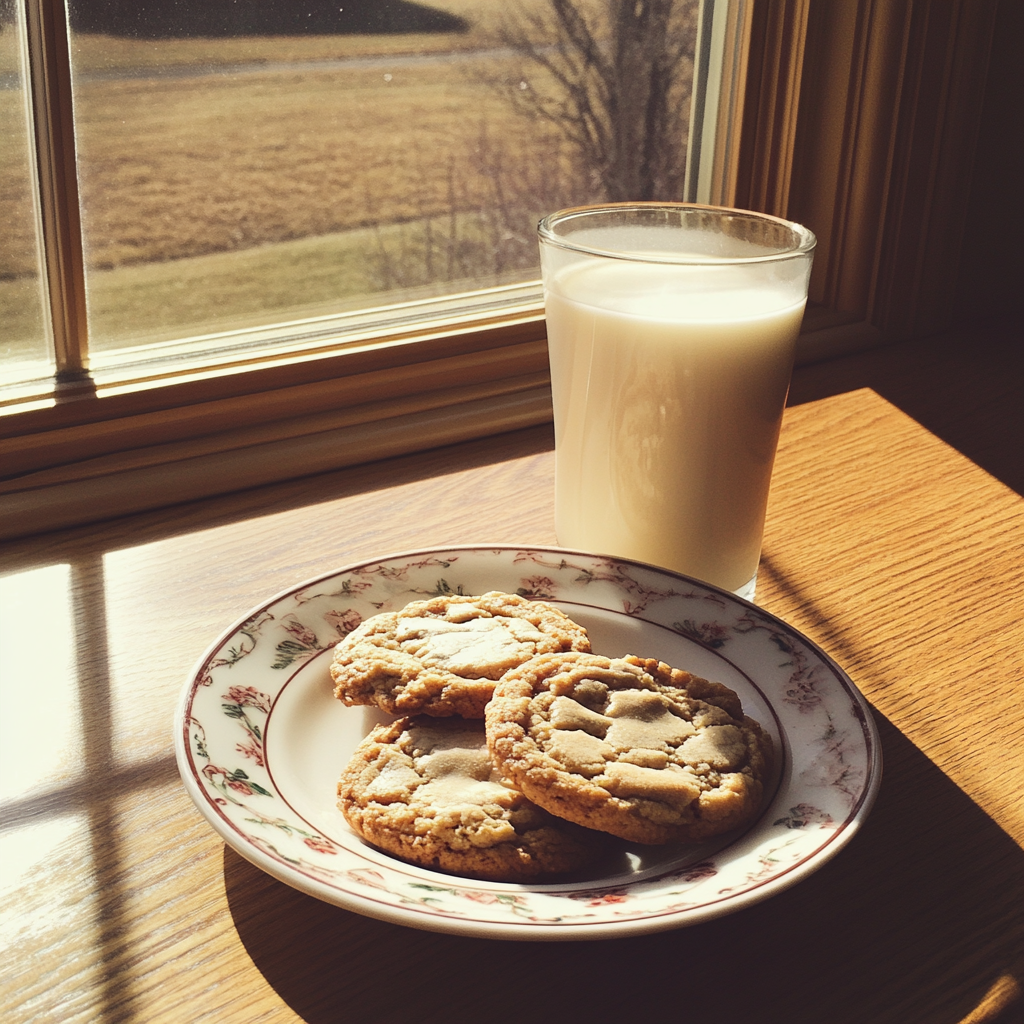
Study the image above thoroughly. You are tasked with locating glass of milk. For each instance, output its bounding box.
[538,204,815,602]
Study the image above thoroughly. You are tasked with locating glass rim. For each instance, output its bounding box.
[537,202,817,266]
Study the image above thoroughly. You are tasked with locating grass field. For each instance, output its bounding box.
[0,0,658,371]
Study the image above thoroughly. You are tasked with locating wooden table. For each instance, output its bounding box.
[2,386,1022,1024]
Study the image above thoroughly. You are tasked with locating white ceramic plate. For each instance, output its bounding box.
[175,546,881,940]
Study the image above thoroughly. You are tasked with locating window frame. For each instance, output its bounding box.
[0,0,1002,540]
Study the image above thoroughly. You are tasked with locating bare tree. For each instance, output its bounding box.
[365,120,587,293]
[497,0,699,202]
[365,1,701,292]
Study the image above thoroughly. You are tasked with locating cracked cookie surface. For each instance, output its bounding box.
[338,716,596,881]
[330,592,591,718]
[486,652,773,844]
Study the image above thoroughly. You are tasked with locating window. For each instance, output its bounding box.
[0,0,1002,540]
[62,1,589,364]
[1,0,53,382]
[6,0,711,391]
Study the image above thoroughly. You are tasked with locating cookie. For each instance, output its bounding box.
[330,591,591,718]
[338,716,596,881]
[486,652,773,844]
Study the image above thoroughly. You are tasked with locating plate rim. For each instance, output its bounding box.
[174,543,883,940]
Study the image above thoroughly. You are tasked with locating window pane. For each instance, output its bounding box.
[62,1,699,365]
[0,1,53,386]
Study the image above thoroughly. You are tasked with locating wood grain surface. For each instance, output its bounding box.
[1,386,1022,1024]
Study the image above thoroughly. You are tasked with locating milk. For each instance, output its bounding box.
[544,259,805,594]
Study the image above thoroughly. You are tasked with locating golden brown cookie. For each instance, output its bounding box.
[338,716,596,881]
[486,652,773,845]
[330,592,591,718]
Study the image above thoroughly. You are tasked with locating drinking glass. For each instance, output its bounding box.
[538,203,816,601]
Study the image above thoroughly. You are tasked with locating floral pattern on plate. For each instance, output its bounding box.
[175,546,881,939]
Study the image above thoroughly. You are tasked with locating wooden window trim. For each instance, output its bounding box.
[736,0,1000,350]
[0,0,1002,540]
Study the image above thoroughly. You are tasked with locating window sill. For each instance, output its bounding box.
[0,303,888,542]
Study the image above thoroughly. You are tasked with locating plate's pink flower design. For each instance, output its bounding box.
[803,723,866,800]
[679,861,718,883]
[674,619,731,649]
[512,552,722,614]
[221,688,268,762]
[562,885,630,904]
[303,836,338,855]
[201,763,271,802]
[734,614,825,712]
[236,737,265,767]
[517,576,558,600]
[293,578,375,606]
[587,892,629,906]
[655,861,720,886]
[201,611,274,679]
[774,803,835,829]
[272,617,327,669]
[223,685,271,713]
[347,868,390,892]
[189,717,209,760]
[461,891,500,905]
[783,673,826,712]
[325,608,362,637]
[347,557,459,592]
[282,619,319,647]
[409,883,533,916]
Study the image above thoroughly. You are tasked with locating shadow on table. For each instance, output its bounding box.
[225,711,1024,1024]
[789,321,1024,497]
